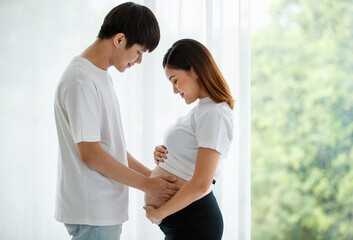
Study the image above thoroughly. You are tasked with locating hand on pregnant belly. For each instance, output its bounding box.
[154,145,168,164]
[144,168,189,225]
[145,166,187,208]
[146,175,179,202]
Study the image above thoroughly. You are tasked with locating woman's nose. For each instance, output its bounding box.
[173,85,179,94]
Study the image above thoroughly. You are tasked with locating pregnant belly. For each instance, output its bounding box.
[144,166,188,208]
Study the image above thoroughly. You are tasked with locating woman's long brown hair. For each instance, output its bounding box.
[163,39,234,109]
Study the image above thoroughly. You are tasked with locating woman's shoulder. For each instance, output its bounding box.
[193,101,233,126]
[196,100,232,116]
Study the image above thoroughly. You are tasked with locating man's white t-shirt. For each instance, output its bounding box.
[158,97,234,181]
[54,56,129,226]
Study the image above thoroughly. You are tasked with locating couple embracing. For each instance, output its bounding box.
[54,2,234,240]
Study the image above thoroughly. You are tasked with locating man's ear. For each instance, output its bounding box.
[113,33,125,48]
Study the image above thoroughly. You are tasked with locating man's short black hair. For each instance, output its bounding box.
[98,2,160,52]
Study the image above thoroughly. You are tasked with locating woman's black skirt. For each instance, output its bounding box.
[159,191,223,240]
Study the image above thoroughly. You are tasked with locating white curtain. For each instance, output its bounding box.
[0,0,250,239]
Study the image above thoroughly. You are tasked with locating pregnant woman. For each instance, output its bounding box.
[144,39,234,240]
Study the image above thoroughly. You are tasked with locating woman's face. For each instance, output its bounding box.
[165,67,207,104]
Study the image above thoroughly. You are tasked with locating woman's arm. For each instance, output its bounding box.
[144,147,220,224]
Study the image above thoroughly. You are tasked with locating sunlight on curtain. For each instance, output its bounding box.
[0,0,248,239]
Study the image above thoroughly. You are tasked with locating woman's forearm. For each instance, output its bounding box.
[156,178,210,219]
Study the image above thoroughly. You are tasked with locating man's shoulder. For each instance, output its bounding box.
[63,56,91,77]
[59,58,94,88]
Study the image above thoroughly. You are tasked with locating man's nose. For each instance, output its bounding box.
[135,54,142,64]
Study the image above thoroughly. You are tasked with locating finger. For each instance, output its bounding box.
[161,194,174,201]
[154,157,164,163]
[161,197,170,202]
[162,175,177,182]
[161,192,176,201]
[165,188,178,196]
[161,193,177,201]
[167,187,178,193]
[144,205,155,210]
[154,151,167,161]
[154,155,163,161]
[157,146,168,153]
[154,157,164,164]
[154,152,167,161]
[155,146,162,153]
[167,183,180,191]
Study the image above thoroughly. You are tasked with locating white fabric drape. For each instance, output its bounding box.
[0,0,250,239]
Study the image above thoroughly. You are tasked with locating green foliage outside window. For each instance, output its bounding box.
[251,0,353,239]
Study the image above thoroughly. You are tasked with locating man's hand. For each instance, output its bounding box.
[146,175,179,201]
[154,145,168,165]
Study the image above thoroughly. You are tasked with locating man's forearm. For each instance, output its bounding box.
[77,142,178,200]
[79,143,150,192]
[127,151,152,177]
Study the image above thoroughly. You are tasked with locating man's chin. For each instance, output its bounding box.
[115,66,126,73]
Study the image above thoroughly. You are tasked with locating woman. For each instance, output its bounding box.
[144,39,234,240]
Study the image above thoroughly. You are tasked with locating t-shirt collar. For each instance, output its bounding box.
[199,96,212,104]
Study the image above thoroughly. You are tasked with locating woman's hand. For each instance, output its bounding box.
[143,205,164,225]
[154,145,168,165]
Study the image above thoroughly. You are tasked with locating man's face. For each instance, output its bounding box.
[112,35,147,72]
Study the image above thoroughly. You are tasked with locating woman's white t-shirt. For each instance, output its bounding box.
[54,56,128,226]
[159,97,234,181]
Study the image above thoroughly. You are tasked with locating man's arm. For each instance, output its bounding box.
[77,141,178,201]
[127,151,152,177]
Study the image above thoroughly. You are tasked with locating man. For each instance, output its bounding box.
[54,2,178,239]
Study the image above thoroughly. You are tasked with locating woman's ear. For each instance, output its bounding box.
[113,33,126,48]
[190,67,199,80]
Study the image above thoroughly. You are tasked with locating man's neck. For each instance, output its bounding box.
[80,39,111,70]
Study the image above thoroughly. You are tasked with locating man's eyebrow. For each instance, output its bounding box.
[169,75,176,81]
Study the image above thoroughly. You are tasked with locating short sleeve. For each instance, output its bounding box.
[64,81,101,143]
[195,108,233,155]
